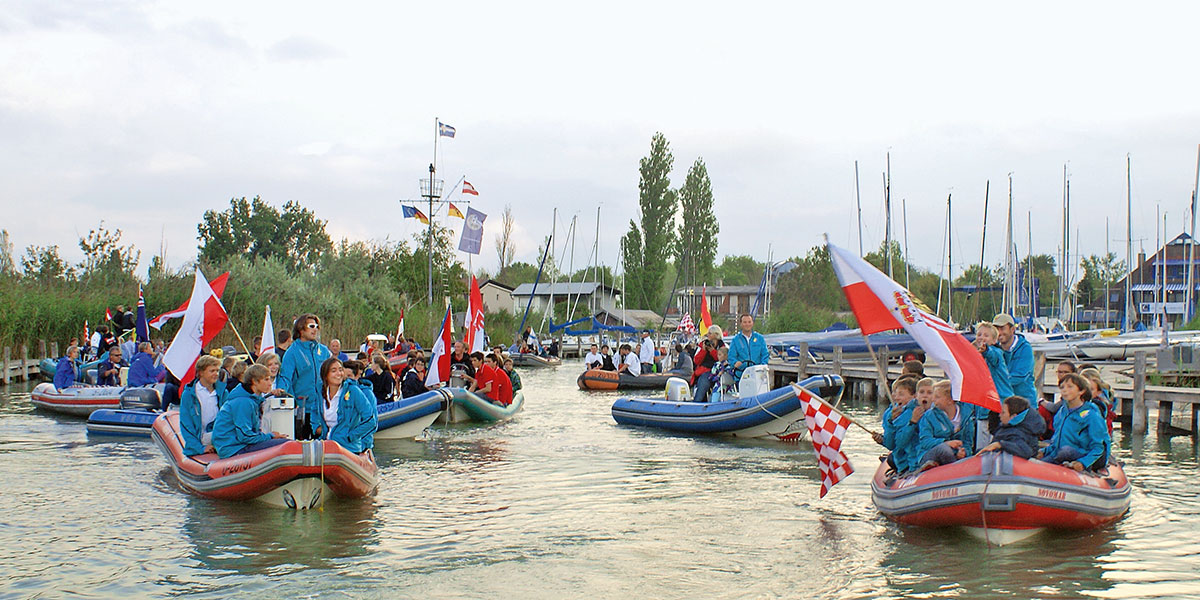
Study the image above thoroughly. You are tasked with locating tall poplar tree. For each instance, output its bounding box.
[676,157,718,289]
[621,133,677,310]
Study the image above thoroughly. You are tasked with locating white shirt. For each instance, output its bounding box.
[323,390,340,436]
[639,337,654,365]
[197,383,220,437]
[584,351,602,367]
[622,352,642,376]
[949,404,962,431]
[89,332,101,350]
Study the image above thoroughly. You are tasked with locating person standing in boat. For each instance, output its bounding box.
[53,345,81,390]
[992,313,1037,403]
[128,342,166,387]
[639,331,656,374]
[1037,373,1109,472]
[584,344,602,370]
[212,365,288,458]
[312,358,377,454]
[97,346,128,386]
[180,355,228,457]
[974,322,1013,447]
[728,314,768,382]
[277,313,332,440]
[617,344,642,376]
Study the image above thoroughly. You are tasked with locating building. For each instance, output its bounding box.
[594,308,662,329]
[479,279,515,314]
[1115,232,1200,328]
[510,282,621,316]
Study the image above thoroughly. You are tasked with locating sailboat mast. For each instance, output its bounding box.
[976,180,990,320]
[855,160,863,257]
[947,193,953,325]
[1188,144,1200,322]
[1106,218,1111,328]
[884,169,892,277]
[1126,155,1133,331]
[902,198,911,288]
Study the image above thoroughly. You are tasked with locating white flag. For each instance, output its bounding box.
[259,305,275,355]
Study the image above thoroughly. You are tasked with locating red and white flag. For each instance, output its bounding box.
[259,305,275,355]
[462,181,479,196]
[425,304,454,386]
[677,313,697,335]
[396,307,405,339]
[105,307,113,322]
[794,383,855,498]
[150,272,230,330]
[464,275,487,353]
[700,285,713,333]
[827,241,1001,413]
[162,269,229,385]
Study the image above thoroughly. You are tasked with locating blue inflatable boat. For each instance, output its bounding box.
[611,374,844,440]
[375,390,444,439]
[86,387,162,437]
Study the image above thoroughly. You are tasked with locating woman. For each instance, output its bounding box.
[670,343,694,380]
[255,352,285,393]
[212,365,288,458]
[401,357,430,398]
[1079,368,1115,435]
[1038,373,1110,472]
[365,353,395,403]
[180,355,228,457]
[691,326,724,402]
[53,345,81,390]
[312,358,377,454]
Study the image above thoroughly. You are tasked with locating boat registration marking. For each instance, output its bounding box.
[222,460,253,476]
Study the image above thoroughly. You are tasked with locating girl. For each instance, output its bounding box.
[313,358,377,454]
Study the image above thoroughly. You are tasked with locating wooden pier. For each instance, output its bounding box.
[1,341,58,386]
[769,343,1200,439]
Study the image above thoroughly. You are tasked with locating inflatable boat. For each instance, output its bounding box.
[30,382,125,416]
[437,387,525,424]
[511,353,561,368]
[387,353,410,375]
[871,452,1131,545]
[374,390,443,439]
[577,369,679,391]
[151,411,378,509]
[610,374,845,439]
[86,388,164,437]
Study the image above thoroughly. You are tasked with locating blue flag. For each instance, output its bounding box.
[136,285,150,343]
[438,121,455,138]
[458,207,487,255]
[402,205,418,218]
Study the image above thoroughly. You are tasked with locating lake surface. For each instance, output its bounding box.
[1,364,1198,599]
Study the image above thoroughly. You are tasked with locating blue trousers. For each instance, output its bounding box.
[692,375,713,403]
[921,442,959,467]
[234,437,288,456]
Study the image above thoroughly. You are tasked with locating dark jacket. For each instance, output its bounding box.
[990,408,1046,459]
[366,369,394,403]
[401,369,427,398]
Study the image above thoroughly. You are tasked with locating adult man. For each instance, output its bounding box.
[993,313,1037,402]
[728,313,768,381]
[598,345,617,371]
[450,341,475,378]
[274,329,292,359]
[584,344,602,370]
[128,341,166,387]
[329,338,349,361]
[639,331,656,374]
[113,304,133,336]
[277,313,332,439]
[617,344,642,376]
[97,346,128,386]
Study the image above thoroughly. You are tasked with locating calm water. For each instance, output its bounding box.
[1,364,1199,599]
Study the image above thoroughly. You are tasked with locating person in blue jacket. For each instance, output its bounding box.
[973,322,1014,448]
[993,313,1037,402]
[179,355,228,457]
[976,395,1046,459]
[728,313,768,381]
[873,377,922,473]
[917,381,975,471]
[276,313,331,439]
[311,358,377,454]
[53,345,81,390]
[128,342,166,387]
[212,364,288,458]
[1038,373,1110,472]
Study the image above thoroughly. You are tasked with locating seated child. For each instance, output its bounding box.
[875,377,922,473]
[916,381,974,471]
[708,346,735,402]
[975,395,1046,459]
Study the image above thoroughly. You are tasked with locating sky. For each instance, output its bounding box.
[2,1,1199,282]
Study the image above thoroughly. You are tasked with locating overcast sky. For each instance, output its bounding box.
[3,1,1199,282]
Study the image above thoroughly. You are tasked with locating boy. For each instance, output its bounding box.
[975,395,1046,459]
[708,346,735,401]
[503,357,522,393]
[916,381,974,471]
[876,377,922,473]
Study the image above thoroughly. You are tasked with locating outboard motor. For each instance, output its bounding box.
[120,387,162,411]
[738,365,770,399]
[664,377,691,402]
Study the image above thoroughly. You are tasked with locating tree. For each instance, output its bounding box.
[676,157,718,289]
[714,255,763,286]
[0,230,14,276]
[197,196,332,272]
[621,133,677,309]
[495,204,515,272]
[21,245,73,282]
[1079,252,1125,305]
[496,261,540,287]
[77,222,140,283]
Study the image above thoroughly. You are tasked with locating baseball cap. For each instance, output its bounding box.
[991,313,1016,327]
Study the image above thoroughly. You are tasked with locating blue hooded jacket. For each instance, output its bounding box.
[53,356,78,390]
[917,402,976,459]
[179,380,229,456]
[312,380,377,454]
[1042,401,1110,469]
[728,331,768,380]
[212,383,272,459]
[982,345,1014,399]
[1002,333,1037,401]
[128,351,165,387]
[277,339,331,423]
[989,407,1046,459]
[882,399,919,472]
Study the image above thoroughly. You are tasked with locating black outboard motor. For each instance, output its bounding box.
[120,387,162,411]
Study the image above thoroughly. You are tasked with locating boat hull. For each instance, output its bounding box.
[872,452,1130,544]
[30,382,123,416]
[87,408,157,437]
[511,354,561,368]
[577,369,677,391]
[151,411,378,508]
[374,390,443,439]
[436,387,524,423]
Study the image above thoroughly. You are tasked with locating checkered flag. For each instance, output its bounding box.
[793,384,855,498]
[676,313,697,335]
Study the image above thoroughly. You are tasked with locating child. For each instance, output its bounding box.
[975,395,1046,459]
[708,346,735,402]
[503,357,522,393]
[342,360,375,397]
[915,377,935,412]
[876,377,922,473]
[916,381,974,471]
[974,322,1012,447]
[1079,368,1115,435]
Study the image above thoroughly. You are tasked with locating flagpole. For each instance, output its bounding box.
[225,316,251,355]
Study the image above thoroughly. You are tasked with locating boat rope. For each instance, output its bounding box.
[753,390,785,422]
[980,452,996,552]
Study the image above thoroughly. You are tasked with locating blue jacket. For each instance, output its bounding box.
[96,358,129,387]
[882,399,920,472]
[728,331,768,380]
[917,403,975,459]
[1043,401,1110,469]
[982,345,1014,399]
[277,340,331,424]
[128,352,165,387]
[990,408,1046,459]
[53,356,79,390]
[179,380,229,456]
[212,383,272,459]
[1002,333,1037,401]
[313,381,378,454]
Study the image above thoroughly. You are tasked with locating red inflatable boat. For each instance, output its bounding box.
[872,452,1131,545]
[151,411,379,509]
[30,382,123,416]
